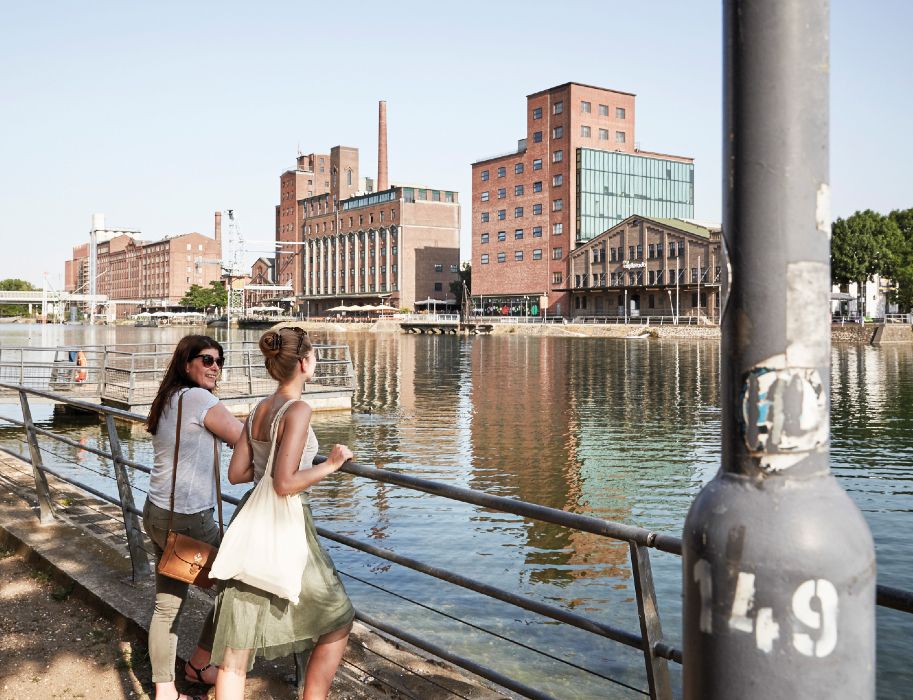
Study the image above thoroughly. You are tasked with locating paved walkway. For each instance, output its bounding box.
[0,449,511,699]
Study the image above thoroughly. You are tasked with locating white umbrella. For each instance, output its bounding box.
[374,304,398,311]
[150,311,173,317]
[326,305,348,312]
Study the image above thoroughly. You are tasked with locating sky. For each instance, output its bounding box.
[1,0,911,289]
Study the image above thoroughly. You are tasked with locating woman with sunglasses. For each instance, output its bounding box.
[143,335,244,700]
[211,327,355,700]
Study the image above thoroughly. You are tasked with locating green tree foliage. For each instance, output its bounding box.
[0,278,37,316]
[888,208,913,310]
[831,210,903,313]
[179,280,227,311]
[449,262,471,301]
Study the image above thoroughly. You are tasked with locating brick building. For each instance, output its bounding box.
[279,102,460,315]
[565,216,722,320]
[63,212,223,317]
[471,82,694,317]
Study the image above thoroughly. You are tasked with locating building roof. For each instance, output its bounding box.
[527,82,636,99]
[653,218,719,239]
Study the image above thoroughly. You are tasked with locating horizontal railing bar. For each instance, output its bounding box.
[354,610,568,700]
[877,585,913,614]
[317,527,645,651]
[653,641,683,664]
[337,460,679,554]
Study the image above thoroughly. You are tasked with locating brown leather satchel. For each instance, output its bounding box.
[156,391,224,588]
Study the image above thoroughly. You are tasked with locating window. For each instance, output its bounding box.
[515,163,524,174]
[597,128,609,141]
[481,233,489,244]
[532,203,542,215]
[497,230,506,241]
[581,100,591,113]
[657,242,664,258]
[497,209,506,220]
[481,254,490,264]
[649,270,655,285]
[515,251,524,261]
[497,187,506,199]
[533,181,542,193]
[616,107,626,119]
[611,247,617,262]
[497,252,506,263]
[431,282,442,292]
[552,247,563,259]
[552,126,563,139]
[657,269,664,285]
[552,174,563,186]
[515,229,523,239]
[637,244,643,259]
[615,131,626,143]
[451,264,459,272]
[532,226,543,237]
[553,222,564,235]
[533,248,543,260]
[552,198,563,211]
[515,184,524,196]
[599,104,609,117]
[552,272,563,285]
[552,150,563,163]
[648,244,655,259]
[668,241,676,258]
[533,131,542,143]
[434,264,443,272]
[533,107,542,120]
[679,241,685,257]
[692,268,698,283]
[514,207,524,218]
[481,212,490,223]
[481,170,489,181]
[497,166,506,177]
[629,245,635,259]
[481,191,489,202]
[533,158,542,170]
[581,125,591,137]
[552,101,563,115]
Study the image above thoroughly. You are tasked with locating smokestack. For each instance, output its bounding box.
[214,211,222,242]
[378,100,388,191]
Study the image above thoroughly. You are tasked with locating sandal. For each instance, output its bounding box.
[175,693,206,700]
[184,660,215,686]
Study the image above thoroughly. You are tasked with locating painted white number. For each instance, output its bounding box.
[792,578,839,658]
[693,562,836,658]
[693,558,713,633]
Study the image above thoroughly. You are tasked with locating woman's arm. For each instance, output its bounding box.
[204,402,244,447]
[227,417,254,484]
[272,402,353,497]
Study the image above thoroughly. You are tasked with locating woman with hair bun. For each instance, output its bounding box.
[212,327,355,700]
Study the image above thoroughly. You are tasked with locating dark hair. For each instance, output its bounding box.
[146,335,224,434]
[259,327,312,383]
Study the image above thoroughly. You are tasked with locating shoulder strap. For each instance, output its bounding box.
[263,400,297,479]
[213,434,223,537]
[166,391,185,534]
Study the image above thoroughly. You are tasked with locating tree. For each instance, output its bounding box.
[180,280,227,311]
[449,262,471,301]
[830,210,901,316]
[888,208,913,311]
[0,278,37,317]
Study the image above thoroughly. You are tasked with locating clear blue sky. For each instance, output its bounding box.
[1,0,910,288]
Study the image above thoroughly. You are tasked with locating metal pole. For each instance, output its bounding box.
[19,389,54,524]
[104,414,151,580]
[682,2,875,699]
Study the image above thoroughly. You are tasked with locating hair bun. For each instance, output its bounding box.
[259,331,282,358]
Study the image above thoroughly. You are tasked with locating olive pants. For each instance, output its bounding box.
[143,500,221,683]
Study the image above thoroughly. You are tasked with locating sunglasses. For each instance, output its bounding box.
[192,354,225,368]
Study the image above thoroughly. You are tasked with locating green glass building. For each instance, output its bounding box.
[576,148,694,242]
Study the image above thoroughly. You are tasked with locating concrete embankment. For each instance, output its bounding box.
[0,450,512,700]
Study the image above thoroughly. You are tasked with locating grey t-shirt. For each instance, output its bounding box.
[148,387,221,514]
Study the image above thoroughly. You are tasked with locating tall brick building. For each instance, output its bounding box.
[64,213,223,317]
[471,82,694,317]
[278,102,460,315]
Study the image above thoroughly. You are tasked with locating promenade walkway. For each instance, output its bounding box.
[0,450,511,699]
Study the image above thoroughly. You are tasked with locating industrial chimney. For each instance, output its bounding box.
[377,100,389,191]
[214,211,222,243]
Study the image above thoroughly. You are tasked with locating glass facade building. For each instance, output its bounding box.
[576,148,694,241]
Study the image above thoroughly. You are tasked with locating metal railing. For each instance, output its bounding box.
[1,383,911,700]
[0,343,355,407]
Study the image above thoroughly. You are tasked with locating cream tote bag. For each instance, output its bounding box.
[210,401,309,603]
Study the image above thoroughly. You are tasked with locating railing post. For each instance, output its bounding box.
[99,349,108,399]
[128,353,136,406]
[104,413,151,580]
[629,541,672,700]
[18,389,55,524]
[246,350,253,395]
[682,2,875,699]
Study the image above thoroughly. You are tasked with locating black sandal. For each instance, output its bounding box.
[184,660,215,686]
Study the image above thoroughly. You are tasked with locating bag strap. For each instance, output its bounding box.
[263,400,296,479]
[166,391,185,534]
[167,389,225,537]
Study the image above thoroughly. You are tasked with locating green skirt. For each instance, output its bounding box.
[210,492,354,670]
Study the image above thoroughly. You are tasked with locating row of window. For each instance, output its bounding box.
[479,200,562,222]
[481,248,556,264]
[480,157,570,183]
[573,267,721,288]
[600,241,688,262]
[532,101,627,119]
